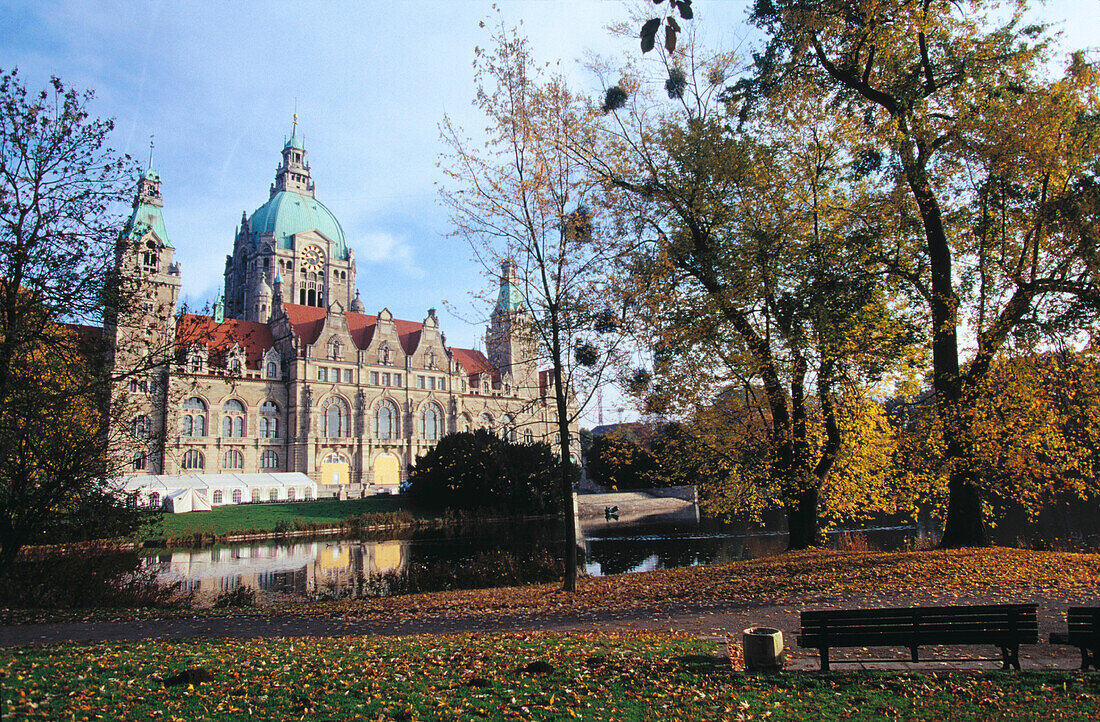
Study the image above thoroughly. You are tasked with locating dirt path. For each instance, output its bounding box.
[1,593,1092,671]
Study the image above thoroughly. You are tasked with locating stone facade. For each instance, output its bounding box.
[112,122,575,496]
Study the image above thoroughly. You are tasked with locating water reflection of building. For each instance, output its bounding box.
[151,539,407,600]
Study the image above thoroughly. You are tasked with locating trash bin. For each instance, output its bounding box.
[742,627,784,671]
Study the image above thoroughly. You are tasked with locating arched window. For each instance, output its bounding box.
[480,412,493,431]
[524,429,534,444]
[375,401,397,439]
[260,401,279,438]
[213,490,223,504]
[261,450,279,469]
[322,397,349,438]
[459,414,471,433]
[266,360,279,379]
[222,399,245,438]
[287,488,296,501]
[132,415,150,438]
[421,405,441,440]
[269,488,278,501]
[182,449,204,469]
[182,398,207,437]
[304,487,314,500]
[251,488,261,503]
[228,358,242,376]
[132,452,146,471]
[232,489,243,504]
[223,450,243,469]
[502,414,516,443]
[148,491,160,507]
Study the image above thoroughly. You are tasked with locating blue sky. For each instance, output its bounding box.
[2,0,1097,422]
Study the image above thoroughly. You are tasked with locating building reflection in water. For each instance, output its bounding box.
[147,540,408,602]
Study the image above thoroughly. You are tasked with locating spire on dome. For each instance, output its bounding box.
[284,113,305,151]
[273,114,313,197]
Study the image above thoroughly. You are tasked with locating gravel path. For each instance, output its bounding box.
[1,593,1093,671]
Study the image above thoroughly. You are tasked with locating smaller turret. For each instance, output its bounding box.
[349,289,365,314]
[251,272,273,322]
[271,114,314,198]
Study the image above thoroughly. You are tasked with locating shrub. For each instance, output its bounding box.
[407,430,559,514]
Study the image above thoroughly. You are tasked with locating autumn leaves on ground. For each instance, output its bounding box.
[4,548,1100,719]
[5,632,1100,721]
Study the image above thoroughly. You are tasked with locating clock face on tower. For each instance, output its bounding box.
[301,244,325,272]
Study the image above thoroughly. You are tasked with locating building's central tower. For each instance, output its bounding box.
[224,117,357,321]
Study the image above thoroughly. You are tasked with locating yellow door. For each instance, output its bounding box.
[374,454,399,486]
[320,462,350,486]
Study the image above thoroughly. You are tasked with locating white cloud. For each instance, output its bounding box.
[356,231,423,278]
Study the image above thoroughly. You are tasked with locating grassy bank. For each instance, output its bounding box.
[4,632,1098,720]
[145,496,424,542]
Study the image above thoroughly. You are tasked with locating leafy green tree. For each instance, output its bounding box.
[747,0,1100,546]
[0,70,151,572]
[407,430,560,513]
[586,431,659,490]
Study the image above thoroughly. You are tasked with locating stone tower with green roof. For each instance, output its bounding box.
[485,259,538,397]
[224,117,357,321]
[109,157,183,475]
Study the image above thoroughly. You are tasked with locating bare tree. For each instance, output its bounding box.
[440,27,630,591]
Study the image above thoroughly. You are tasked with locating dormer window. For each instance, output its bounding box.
[187,345,207,374]
[142,241,158,272]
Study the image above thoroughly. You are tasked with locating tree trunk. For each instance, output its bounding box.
[939,465,990,548]
[899,137,989,547]
[786,485,821,550]
[548,310,577,592]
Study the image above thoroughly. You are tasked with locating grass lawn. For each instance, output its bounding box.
[147,496,421,540]
[4,632,1098,720]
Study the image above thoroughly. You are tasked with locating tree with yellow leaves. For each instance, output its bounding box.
[587,35,923,548]
[746,0,1100,546]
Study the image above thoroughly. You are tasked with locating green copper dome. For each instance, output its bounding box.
[124,202,171,247]
[248,191,348,260]
[496,260,526,312]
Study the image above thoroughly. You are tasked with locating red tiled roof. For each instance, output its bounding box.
[176,314,275,369]
[59,323,104,343]
[283,303,426,354]
[282,303,328,346]
[451,347,493,375]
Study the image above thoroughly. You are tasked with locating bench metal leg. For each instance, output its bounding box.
[1000,646,1021,671]
[820,648,829,672]
[910,645,919,663]
[1082,648,1091,671]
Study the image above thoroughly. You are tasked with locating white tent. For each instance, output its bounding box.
[120,473,318,513]
[164,487,212,514]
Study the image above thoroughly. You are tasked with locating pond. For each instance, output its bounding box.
[142,510,934,604]
[133,490,1100,605]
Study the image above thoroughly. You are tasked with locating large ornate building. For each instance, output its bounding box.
[112,121,571,497]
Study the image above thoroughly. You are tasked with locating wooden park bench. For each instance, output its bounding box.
[798,603,1038,671]
[1050,607,1099,670]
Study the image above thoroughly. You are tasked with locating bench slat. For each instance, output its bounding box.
[800,632,1038,647]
